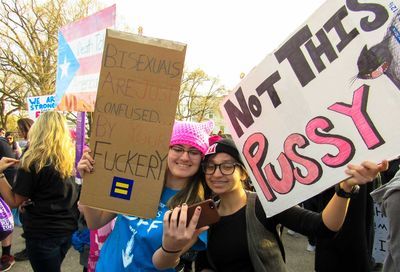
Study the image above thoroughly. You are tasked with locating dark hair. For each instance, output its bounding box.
[204,138,244,166]
[4,132,17,150]
[17,118,34,140]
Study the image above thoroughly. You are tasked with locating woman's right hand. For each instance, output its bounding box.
[162,204,208,254]
[77,148,94,177]
[153,205,208,270]
[0,157,19,173]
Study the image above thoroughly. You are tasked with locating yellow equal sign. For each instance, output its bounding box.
[114,182,129,195]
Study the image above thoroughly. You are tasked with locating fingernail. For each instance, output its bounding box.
[182,203,187,207]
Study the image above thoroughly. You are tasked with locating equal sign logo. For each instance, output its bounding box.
[110,176,134,200]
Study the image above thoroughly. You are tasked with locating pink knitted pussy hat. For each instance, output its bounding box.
[170,120,214,155]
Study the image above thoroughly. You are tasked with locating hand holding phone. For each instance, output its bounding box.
[161,200,220,256]
[185,199,220,229]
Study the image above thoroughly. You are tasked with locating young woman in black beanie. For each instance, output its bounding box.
[154,138,388,272]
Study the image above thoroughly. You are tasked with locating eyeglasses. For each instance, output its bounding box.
[170,145,202,158]
[202,162,240,175]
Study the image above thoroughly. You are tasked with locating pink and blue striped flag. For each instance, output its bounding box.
[55,4,116,112]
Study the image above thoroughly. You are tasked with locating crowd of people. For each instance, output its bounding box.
[0,112,397,272]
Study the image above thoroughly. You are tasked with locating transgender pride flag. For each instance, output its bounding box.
[55,5,116,112]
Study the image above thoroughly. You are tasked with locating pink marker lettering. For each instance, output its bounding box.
[242,133,277,201]
[284,133,323,185]
[328,84,385,149]
[306,116,355,167]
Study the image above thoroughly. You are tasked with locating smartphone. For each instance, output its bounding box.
[185,199,220,229]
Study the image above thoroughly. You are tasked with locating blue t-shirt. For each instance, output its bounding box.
[96,187,207,271]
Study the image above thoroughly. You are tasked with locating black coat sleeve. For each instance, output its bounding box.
[266,200,336,239]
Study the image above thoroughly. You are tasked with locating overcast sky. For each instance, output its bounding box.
[103,0,326,89]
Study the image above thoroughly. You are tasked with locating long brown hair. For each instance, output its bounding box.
[17,118,34,140]
[166,168,205,209]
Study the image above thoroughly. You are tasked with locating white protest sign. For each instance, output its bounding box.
[221,0,400,216]
[27,95,56,120]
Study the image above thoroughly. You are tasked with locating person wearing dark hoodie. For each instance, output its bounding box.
[370,168,400,272]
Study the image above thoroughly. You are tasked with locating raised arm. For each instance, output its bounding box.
[321,160,388,231]
[77,150,117,229]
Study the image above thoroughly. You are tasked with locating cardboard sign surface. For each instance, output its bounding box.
[221,0,400,217]
[80,29,186,218]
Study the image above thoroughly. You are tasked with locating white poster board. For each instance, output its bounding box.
[221,0,400,216]
[27,95,56,120]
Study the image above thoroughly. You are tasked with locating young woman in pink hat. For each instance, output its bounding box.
[77,120,214,272]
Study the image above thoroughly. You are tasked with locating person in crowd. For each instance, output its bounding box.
[154,138,388,272]
[77,120,214,271]
[314,177,380,271]
[371,168,400,272]
[16,118,34,153]
[0,130,17,271]
[0,111,79,272]
[86,219,115,272]
[0,129,5,138]
[72,204,90,272]
[5,132,22,159]
[302,195,320,252]
[380,157,400,184]
[12,117,34,262]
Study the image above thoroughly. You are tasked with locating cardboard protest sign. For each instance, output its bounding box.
[27,95,56,120]
[80,29,186,218]
[221,0,400,217]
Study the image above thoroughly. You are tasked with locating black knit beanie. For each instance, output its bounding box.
[204,138,244,166]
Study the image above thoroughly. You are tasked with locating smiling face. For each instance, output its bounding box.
[204,152,245,196]
[167,144,202,182]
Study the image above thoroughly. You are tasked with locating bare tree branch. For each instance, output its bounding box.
[177,69,228,122]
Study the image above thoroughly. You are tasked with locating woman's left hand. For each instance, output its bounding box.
[342,160,388,190]
[0,157,19,173]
